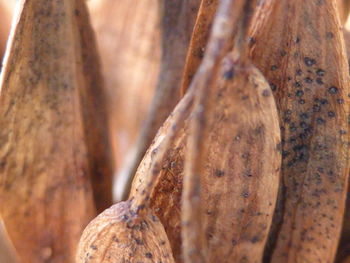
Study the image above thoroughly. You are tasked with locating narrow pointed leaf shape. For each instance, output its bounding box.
[250,0,350,262]
[0,0,112,262]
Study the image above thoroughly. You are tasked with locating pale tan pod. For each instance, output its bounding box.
[76,201,175,263]
[0,0,112,262]
[250,0,350,262]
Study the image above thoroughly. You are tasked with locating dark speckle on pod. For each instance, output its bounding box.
[316,69,325,76]
[270,83,277,91]
[304,57,316,67]
[328,86,338,94]
[262,89,271,97]
[215,169,225,177]
[296,90,304,97]
[223,68,234,80]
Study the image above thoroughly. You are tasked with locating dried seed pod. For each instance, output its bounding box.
[131,2,280,262]
[250,0,350,262]
[77,74,196,263]
[180,0,219,96]
[76,201,175,263]
[0,0,112,261]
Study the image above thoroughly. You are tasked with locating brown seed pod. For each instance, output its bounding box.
[77,71,197,263]
[250,0,350,262]
[131,2,281,262]
[180,0,219,96]
[76,201,175,263]
[0,0,112,261]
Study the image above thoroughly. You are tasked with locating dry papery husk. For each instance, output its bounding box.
[131,51,281,262]
[250,0,350,262]
[76,201,175,263]
[0,0,112,262]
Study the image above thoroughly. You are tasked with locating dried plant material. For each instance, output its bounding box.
[180,0,219,96]
[116,0,201,201]
[130,97,191,262]
[131,2,280,262]
[250,0,350,262]
[76,201,175,263]
[78,75,196,263]
[0,0,113,261]
[0,220,20,263]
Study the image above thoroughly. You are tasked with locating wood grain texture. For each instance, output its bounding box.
[0,0,112,262]
[250,0,350,262]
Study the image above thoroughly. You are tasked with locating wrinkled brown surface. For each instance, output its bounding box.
[250,0,350,262]
[76,201,175,263]
[0,0,112,262]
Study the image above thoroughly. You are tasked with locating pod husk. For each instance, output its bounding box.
[250,0,350,262]
[76,201,175,263]
[0,0,112,261]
